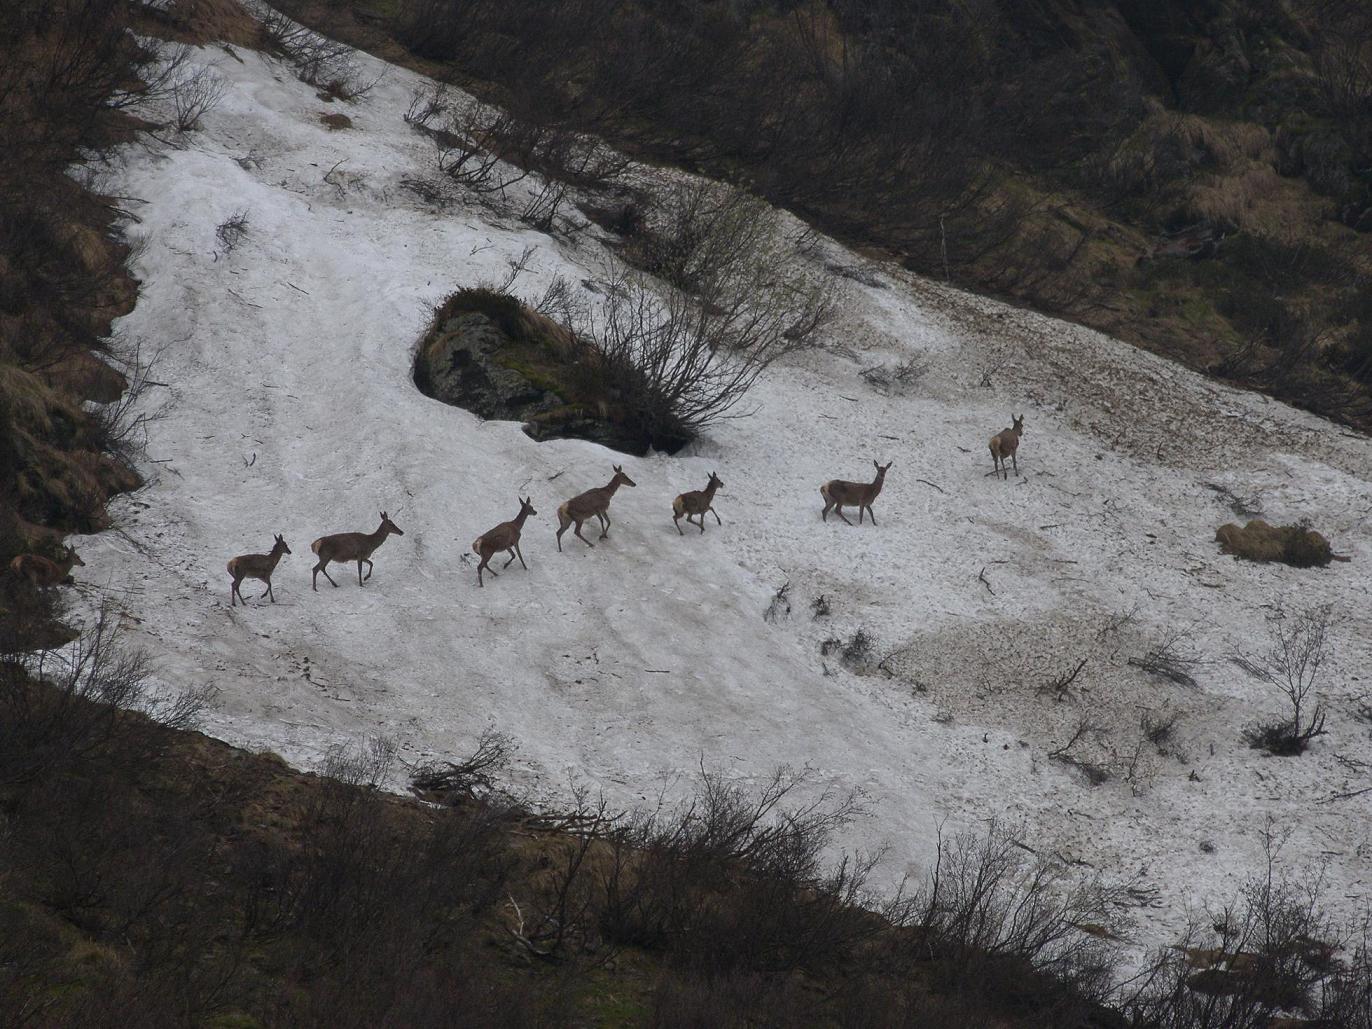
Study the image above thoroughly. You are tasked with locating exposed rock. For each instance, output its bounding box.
[413,311,656,455]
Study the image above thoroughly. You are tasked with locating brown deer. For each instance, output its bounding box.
[8,545,85,587]
[672,471,723,535]
[228,534,291,607]
[472,497,537,587]
[311,511,404,590]
[820,461,891,525]
[989,414,1024,480]
[556,465,636,550]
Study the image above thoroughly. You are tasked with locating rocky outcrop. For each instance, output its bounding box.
[414,309,657,455]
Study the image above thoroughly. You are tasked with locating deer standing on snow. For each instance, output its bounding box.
[556,465,636,550]
[8,546,85,587]
[228,534,291,607]
[673,471,723,535]
[472,497,537,586]
[989,414,1024,480]
[311,511,404,590]
[820,461,891,525]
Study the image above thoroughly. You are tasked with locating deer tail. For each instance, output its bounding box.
[819,482,831,502]
[672,496,685,517]
[310,538,323,555]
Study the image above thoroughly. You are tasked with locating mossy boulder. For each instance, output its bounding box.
[1215,519,1332,568]
[412,288,668,455]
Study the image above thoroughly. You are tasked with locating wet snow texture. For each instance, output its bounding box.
[76,36,1372,956]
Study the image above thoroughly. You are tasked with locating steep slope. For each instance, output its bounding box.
[76,32,1372,960]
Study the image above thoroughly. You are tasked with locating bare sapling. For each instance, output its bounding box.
[228,534,291,607]
[672,471,724,535]
[311,511,404,590]
[473,497,537,587]
[556,465,637,550]
[8,546,85,587]
[820,461,891,525]
[989,414,1025,480]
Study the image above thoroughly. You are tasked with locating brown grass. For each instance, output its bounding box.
[319,111,353,129]
[1215,519,1333,567]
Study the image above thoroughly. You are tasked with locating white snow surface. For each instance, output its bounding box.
[74,37,1372,956]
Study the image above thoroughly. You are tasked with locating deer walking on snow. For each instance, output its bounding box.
[672,472,723,535]
[473,497,537,586]
[8,546,85,587]
[989,414,1024,480]
[228,534,291,606]
[556,465,636,550]
[820,461,891,525]
[311,511,404,590]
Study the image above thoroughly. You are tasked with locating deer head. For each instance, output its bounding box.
[519,496,538,519]
[612,465,637,489]
[1013,414,1024,435]
[874,460,892,478]
[707,471,723,491]
[379,511,404,537]
[272,534,292,556]
[65,546,86,568]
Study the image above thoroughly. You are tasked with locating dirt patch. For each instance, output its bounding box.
[319,111,353,130]
[1215,519,1333,568]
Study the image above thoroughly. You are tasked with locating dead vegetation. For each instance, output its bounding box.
[1215,519,1333,568]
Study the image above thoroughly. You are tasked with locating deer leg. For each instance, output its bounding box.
[231,578,240,607]
[573,520,595,547]
[836,504,853,526]
[710,507,721,526]
[597,511,610,540]
[264,581,276,602]
[476,555,489,586]
[363,558,373,582]
[674,513,684,535]
[866,506,878,526]
[698,513,705,534]
[515,542,527,570]
[314,561,337,590]
[556,516,568,552]
[503,549,518,569]
[1012,453,1019,477]
[259,581,271,599]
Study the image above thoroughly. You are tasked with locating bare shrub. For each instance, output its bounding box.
[591,766,890,976]
[1235,604,1333,756]
[255,4,380,101]
[168,64,225,132]
[214,209,249,259]
[409,726,516,805]
[1129,627,1200,688]
[1048,715,1110,786]
[762,581,791,624]
[1120,845,1358,1027]
[861,355,932,394]
[403,80,447,129]
[0,604,204,788]
[571,257,829,445]
[912,821,1117,1007]
[1141,708,1182,754]
[88,336,165,464]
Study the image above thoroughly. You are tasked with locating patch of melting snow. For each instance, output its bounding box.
[71,33,1372,968]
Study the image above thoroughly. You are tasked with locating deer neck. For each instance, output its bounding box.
[703,481,719,502]
[57,553,76,576]
[267,546,286,573]
[603,477,623,497]
[513,508,532,529]
[369,523,390,547]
